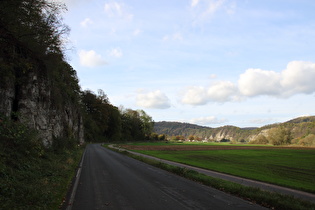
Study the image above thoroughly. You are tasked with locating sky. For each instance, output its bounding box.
[58,0,315,128]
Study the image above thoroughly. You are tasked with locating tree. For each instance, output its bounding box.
[251,134,269,144]
[138,110,154,139]
[0,0,69,57]
[150,133,159,141]
[158,134,166,141]
[268,126,292,145]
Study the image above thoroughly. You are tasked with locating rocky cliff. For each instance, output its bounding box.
[0,29,84,147]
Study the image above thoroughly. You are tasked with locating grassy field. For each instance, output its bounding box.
[121,142,315,193]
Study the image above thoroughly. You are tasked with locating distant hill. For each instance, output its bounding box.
[154,116,315,145]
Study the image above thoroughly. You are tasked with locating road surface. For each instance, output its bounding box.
[70,144,266,210]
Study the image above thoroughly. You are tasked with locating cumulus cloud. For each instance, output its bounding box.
[181,81,239,105]
[238,68,282,97]
[181,61,315,105]
[108,48,123,58]
[78,50,107,67]
[80,18,93,27]
[190,116,227,125]
[280,61,315,96]
[239,61,315,98]
[181,86,208,105]
[208,81,239,102]
[136,90,171,109]
[104,1,133,20]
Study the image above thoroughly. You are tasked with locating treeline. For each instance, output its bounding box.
[82,90,154,142]
[154,117,315,146]
[154,121,251,142]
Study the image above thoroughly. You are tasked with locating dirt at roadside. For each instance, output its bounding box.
[120,145,315,151]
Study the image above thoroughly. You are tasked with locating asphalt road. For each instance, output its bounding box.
[71,144,266,210]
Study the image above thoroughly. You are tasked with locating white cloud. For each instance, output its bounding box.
[190,116,227,125]
[208,81,239,102]
[239,61,315,98]
[181,61,315,105]
[238,68,282,97]
[181,86,208,105]
[281,61,315,96]
[181,81,239,105]
[191,0,199,8]
[136,90,171,109]
[78,50,107,67]
[104,2,133,20]
[80,18,93,27]
[108,48,123,58]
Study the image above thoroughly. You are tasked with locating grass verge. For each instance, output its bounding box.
[0,148,84,209]
[0,115,85,209]
[107,145,315,210]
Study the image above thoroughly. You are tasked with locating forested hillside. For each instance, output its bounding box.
[154,116,315,146]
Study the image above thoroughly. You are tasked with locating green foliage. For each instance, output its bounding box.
[250,134,269,144]
[81,90,154,142]
[268,126,292,145]
[0,114,84,209]
[150,133,159,140]
[0,0,69,57]
[155,117,315,146]
[158,134,167,141]
[299,134,315,146]
[0,114,43,158]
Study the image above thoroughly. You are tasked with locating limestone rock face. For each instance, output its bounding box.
[0,70,84,147]
[209,130,235,141]
[0,36,84,147]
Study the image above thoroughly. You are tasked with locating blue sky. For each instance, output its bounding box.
[60,0,315,127]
